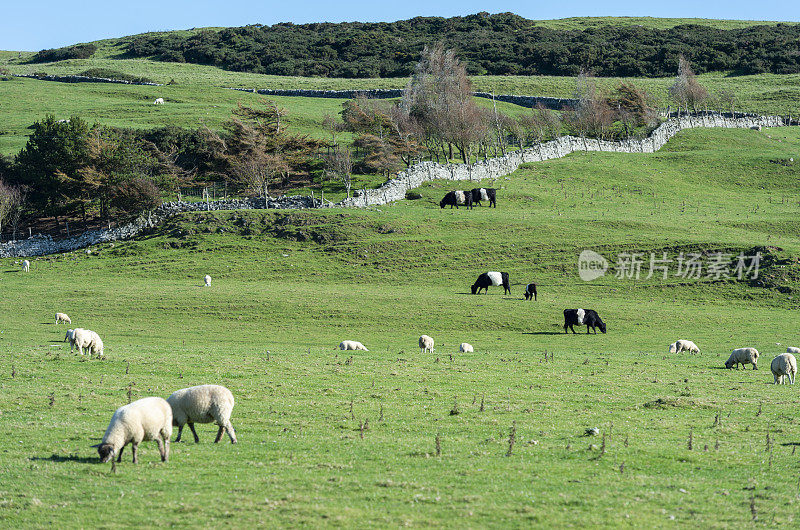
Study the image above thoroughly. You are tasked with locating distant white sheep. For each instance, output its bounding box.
[154,98,165,105]
[459,342,474,353]
[419,335,434,354]
[167,384,237,444]
[725,347,759,370]
[55,312,71,325]
[771,353,797,384]
[68,328,104,358]
[93,396,172,464]
[204,274,212,287]
[22,260,30,272]
[339,340,368,351]
[668,339,699,354]
[787,346,800,354]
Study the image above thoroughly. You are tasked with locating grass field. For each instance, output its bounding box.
[1,126,799,526]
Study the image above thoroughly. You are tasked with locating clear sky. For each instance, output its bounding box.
[2,0,799,51]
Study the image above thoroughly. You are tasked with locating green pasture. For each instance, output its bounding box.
[1,127,799,526]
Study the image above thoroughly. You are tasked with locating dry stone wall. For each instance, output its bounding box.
[0,114,787,258]
[336,114,786,208]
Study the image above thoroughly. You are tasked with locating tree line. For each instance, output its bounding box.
[117,13,800,77]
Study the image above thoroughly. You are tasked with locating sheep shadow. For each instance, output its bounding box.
[30,453,97,464]
[780,442,800,447]
[4,269,21,273]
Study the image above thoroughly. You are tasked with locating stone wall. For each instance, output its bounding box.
[0,195,326,258]
[335,114,786,207]
[0,114,787,258]
[225,87,578,110]
[14,74,163,86]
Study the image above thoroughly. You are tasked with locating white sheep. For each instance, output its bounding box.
[167,384,237,444]
[154,98,165,105]
[725,347,759,370]
[419,335,434,354]
[338,340,368,351]
[771,353,797,384]
[93,396,172,464]
[69,328,104,358]
[22,260,30,272]
[668,339,699,354]
[204,274,212,287]
[787,347,800,354]
[459,342,474,353]
[55,312,71,325]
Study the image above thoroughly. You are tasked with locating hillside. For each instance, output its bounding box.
[7,13,800,78]
[1,126,799,526]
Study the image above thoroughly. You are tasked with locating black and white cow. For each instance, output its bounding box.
[440,190,473,209]
[470,188,497,208]
[471,271,510,295]
[524,283,538,301]
[563,308,606,334]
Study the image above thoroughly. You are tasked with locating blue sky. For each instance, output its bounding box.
[2,1,799,51]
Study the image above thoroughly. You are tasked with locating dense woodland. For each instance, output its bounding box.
[113,13,800,77]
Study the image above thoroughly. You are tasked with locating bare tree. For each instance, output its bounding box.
[405,43,485,163]
[566,71,614,139]
[0,179,23,239]
[668,56,709,114]
[324,146,354,198]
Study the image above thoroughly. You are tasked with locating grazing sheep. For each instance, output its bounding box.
[339,340,368,351]
[787,346,800,354]
[204,274,212,287]
[470,187,497,207]
[93,396,172,464]
[725,347,759,370]
[459,342,474,353]
[439,190,473,209]
[668,339,699,354]
[524,283,538,301]
[55,312,71,325]
[153,98,165,105]
[22,260,30,272]
[564,309,606,334]
[69,328,104,357]
[471,271,511,295]
[770,353,797,384]
[419,335,434,354]
[167,385,237,444]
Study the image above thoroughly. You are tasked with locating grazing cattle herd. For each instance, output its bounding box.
[440,188,497,209]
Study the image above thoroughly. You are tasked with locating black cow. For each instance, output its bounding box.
[471,271,510,295]
[524,283,538,301]
[440,190,473,209]
[470,188,497,208]
[563,308,606,334]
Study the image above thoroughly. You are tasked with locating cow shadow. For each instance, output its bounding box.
[522,332,564,336]
[30,453,98,464]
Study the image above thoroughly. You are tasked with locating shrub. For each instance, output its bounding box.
[111,178,162,214]
[29,44,97,63]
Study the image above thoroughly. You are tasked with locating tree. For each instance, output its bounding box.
[14,115,91,214]
[608,82,657,128]
[323,146,354,198]
[0,179,23,239]
[566,71,614,139]
[668,55,709,113]
[405,43,485,163]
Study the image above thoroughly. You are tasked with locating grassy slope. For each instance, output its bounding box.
[1,127,799,527]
